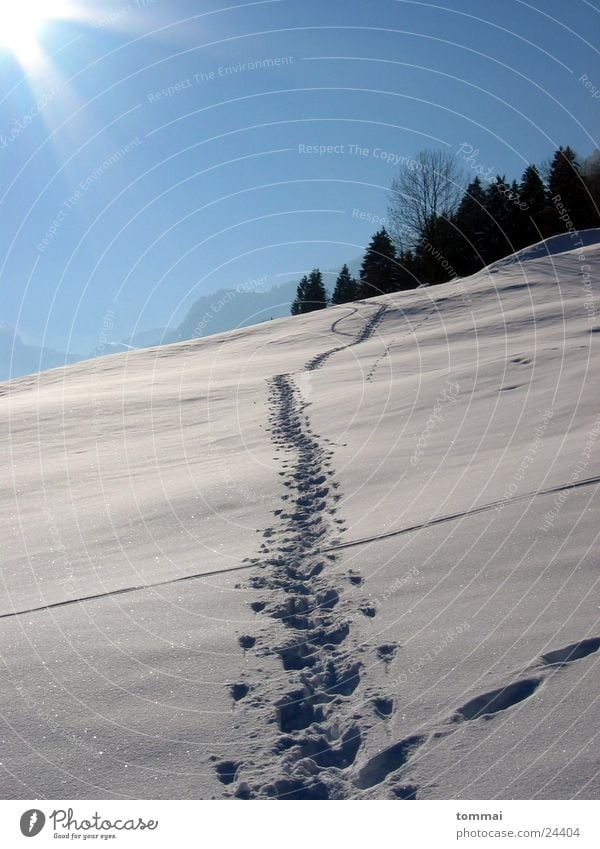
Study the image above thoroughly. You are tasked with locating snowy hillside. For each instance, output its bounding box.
[0,232,598,800]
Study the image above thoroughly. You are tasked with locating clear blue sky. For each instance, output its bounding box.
[0,0,599,352]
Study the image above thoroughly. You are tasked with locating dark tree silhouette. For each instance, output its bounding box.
[331,264,358,305]
[516,164,551,248]
[582,150,600,216]
[292,144,598,316]
[395,250,421,290]
[414,214,457,284]
[357,229,399,297]
[547,146,595,231]
[290,269,327,314]
[388,149,464,251]
[452,177,489,276]
[480,176,515,264]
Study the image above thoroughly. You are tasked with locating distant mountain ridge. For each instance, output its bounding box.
[1,258,363,381]
[123,258,364,350]
[0,323,83,382]
[172,278,297,342]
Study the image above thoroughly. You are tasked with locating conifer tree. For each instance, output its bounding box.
[291,268,327,315]
[582,150,600,215]
[452,177,489,276]
[515,164,551,248]
[414,214,458,284]
[395,250,420,290]
[331,264,358,305]
[481,176,515,264]
[305,267,327,310]
[291,274,310,315]
[356,228,398,298]
[547,146,594,230]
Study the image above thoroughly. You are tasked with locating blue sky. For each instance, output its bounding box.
[0,0,599,352]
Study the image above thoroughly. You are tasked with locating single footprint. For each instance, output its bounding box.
[215,760,241,786]
[377,644,398,665]
[453,678,541,722]
[354,735,425,790]
[538,636,600,668]
[230,683,250,702]
[372,697,394,718]
[391,783,418,799]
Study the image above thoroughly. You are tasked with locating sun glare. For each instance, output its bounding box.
[0,0,72,65]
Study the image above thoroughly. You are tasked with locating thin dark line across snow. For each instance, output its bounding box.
[1,474,597,621]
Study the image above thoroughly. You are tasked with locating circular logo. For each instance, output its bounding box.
[19,810,45,837]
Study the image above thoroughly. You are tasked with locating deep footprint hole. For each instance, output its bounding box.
[373,697,394,717]
[215,760,241,786]
[230,683,250,702]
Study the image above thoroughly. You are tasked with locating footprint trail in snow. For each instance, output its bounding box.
[213,304,391,799]
[211,300,600,799]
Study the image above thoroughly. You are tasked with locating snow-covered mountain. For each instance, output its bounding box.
[0,232,598,800]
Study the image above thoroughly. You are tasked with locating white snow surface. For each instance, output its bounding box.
[0,231,599,799]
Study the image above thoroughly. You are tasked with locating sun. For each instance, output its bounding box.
[0,0,72,65]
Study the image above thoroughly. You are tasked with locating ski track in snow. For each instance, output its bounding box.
[2,474,597,621]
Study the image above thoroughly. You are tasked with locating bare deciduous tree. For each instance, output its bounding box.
[387,149,465,250]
